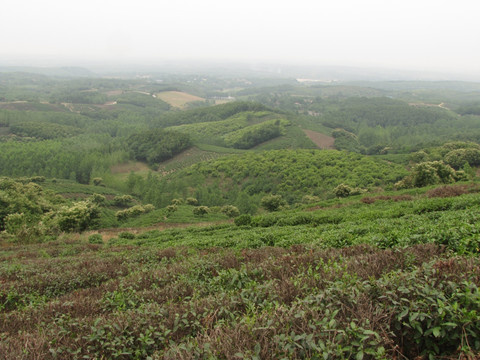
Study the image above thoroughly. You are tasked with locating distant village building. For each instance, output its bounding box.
[209,96,235,101]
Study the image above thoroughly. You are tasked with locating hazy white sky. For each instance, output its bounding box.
[2,0,480,73]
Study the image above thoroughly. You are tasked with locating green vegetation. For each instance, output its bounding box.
[157,101,270,127]
[0,135,128,184]
[9,121,82,139]
[249,91,480,153]
[1,71,480,358]
[116,91,170,110]
[126,128,191,165]
[223,118,289,149]
[121,149,408,211]
[0,177,101,242]
[2,184,480,359]
[167,110,291,149]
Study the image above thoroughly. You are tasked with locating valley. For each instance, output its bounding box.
[1,69,480,359]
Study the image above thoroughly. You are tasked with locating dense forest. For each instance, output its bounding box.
[1,70,480,358]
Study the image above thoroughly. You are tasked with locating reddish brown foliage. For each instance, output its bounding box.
[361,194,414,204]
[426,184,479,198]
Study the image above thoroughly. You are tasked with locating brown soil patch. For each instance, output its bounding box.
[105,90,123,96]
[302,129,335,149]
[156,91,204,108]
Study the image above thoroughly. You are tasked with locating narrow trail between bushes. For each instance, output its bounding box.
[91,219,234,241]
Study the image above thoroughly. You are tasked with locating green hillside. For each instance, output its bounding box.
[2,183,480,359]
[156,101,271,127]
[125,149,408,209]
[2,73,480,359]
[167,110,290,148]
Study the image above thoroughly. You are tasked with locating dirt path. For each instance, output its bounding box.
[302,129,335,149]
[61,103,81,113]
[409,102,450,110]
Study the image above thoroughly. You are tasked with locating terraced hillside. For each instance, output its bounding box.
[1,184,480,359]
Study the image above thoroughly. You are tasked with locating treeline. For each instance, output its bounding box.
[156,101,270,127]
[49,89,108,104]
[315,97,480,153]
[321,97,456,128]
[167,111,283,146]
[243,92,480,153]
[116,92,171,110]
[167,111,290,149]
[456,102,480,116]
[126,129,192,165]
[0,135,129,184]
[9,121,82,139]
[409,141,480,170]
[1,109,88,129]
[223,119,289,149]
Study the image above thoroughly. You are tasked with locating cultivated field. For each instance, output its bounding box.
[302,129,335,149]
[2,185,480,359]
[156,91,204,108]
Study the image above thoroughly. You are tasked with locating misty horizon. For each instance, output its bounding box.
[2,0,480,81]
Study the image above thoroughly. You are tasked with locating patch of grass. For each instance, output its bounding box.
[42,178,119,196]
[156,147,229,174]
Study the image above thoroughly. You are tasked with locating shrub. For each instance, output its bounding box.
[397,161,458,189]
[302,195,320,204]
[333,183,353,197]
[444,148,480,169]
[395,176,414,189]
[4,212,26,235]
[453,170,469,182]
[115,205,148,221]
[409,150,429,163]
[88,233,103,244]
[166,204,178,213]
[234,214,252,226]
[118,231,135,240]
[412,161,455,187]
[143,204,155,213]
[55,200,100,232]
[261,194,286,212]
[113,195,134,207]
[186,197,199,205]
[193,206,209,216]
[171,198,183,205]
[92,177,104,186]
[29,176,46,183]
[221,205,240,218]
[90,193,106,206]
